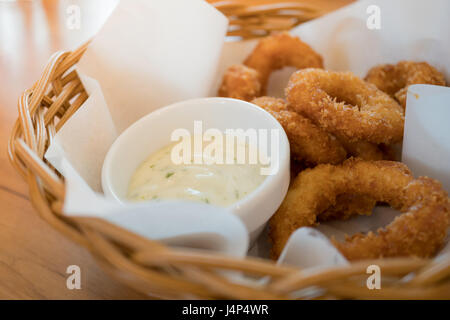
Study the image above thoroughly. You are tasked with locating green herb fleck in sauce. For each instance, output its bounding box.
[166,172,174,178]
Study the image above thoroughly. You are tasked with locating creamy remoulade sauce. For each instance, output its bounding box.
[127,139,266,207]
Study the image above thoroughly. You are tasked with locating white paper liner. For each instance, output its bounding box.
[402,84,450,192]
[76,0,228,133]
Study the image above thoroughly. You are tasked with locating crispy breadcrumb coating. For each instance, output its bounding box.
[218,64,261,101]
[286,69,404,144]
[365,61,446,108]
[269,159,450,260]
[252,97,346,165]
[244,32,323,94]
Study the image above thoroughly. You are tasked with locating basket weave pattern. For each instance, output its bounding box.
[215,1,322,39]
[7,3,450,299]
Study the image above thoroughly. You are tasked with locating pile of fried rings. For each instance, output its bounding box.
[219,32,450,261]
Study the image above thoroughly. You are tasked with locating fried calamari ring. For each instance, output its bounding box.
[218,64,261,101]
[250,97,389,163]
[334,176,450,260]
[244,32,324,94]
[252,97,346,165]
[269,159,450,260]
[365,61,446,108]
[286,69,404,144]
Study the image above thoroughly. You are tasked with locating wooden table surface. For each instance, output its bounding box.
[0,0,352,299]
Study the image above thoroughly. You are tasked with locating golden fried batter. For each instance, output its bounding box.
[252,97,347,165]
[365,61,446,108]
[269,159,450,260]
[244,32,323,94]
[286,69,404,145]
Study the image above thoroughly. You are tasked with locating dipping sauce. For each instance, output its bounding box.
[127,138,267,207]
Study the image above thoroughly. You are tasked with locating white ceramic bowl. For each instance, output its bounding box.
[102,97,290,241]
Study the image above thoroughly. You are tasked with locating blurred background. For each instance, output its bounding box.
[0,0,352,299]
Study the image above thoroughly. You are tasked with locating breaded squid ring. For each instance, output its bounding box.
[365,61,446,108]
[286,69,404,145]
[218,64,261,101]
[244,32,324,94]
[269,159,450,260]
[290,154,378,222]
[252,97,346,165]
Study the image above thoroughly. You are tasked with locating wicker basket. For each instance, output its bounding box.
[8,2,450,299]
